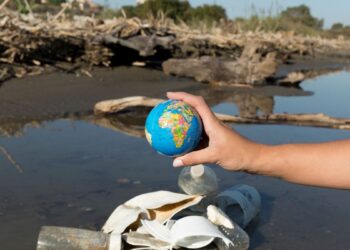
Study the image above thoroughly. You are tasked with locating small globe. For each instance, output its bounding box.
[145,99,203,157]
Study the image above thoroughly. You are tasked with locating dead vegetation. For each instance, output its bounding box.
[1,5,350,85]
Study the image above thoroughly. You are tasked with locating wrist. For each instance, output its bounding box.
[248,144,284,177]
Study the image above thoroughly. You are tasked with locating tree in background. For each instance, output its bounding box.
[328,22,350,38]
[122,0,226,24]
[189,4,227,24]
[135,0,191,20]
[331,23,344,30]
[233,4,326,35]
[45,0,65,4]
[280,4,323,30]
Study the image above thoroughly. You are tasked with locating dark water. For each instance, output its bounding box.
[1,72,350,250]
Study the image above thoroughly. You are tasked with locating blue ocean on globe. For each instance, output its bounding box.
[145,99,203,157]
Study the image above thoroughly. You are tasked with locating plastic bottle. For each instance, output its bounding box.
[177,164,219,213]
[215,221,250,250]
[178,164,218,196]
[207,205,249,250]
[36,226,122,250]
[177,166,258,250]
[215,184,261,229]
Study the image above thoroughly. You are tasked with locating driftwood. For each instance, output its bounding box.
[94,96,164,115]
[2,6,350,84]
[215,113,350,130]
[0,0,10,11]
[93,97,350,138]
[163,42,278,86]
[95,34,176,57]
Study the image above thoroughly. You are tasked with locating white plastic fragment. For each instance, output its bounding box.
[102,191,203,234]
[109,232,122,250]
[207,205,234,229]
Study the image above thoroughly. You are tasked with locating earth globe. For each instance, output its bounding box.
[145,99,203,157]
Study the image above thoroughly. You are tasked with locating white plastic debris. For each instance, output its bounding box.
[102,191,203,234]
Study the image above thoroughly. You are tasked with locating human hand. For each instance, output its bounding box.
[167,92,263,173]
[169,92,350,189]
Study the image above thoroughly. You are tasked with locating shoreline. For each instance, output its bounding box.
[0,67,201,121]
[1,58,349,136]
[0,67,204,136]
[0,64,321,137]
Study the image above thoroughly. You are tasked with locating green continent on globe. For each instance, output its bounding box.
[158,102,194,148]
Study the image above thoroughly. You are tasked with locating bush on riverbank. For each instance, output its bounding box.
[114,2,346,38]
[1,0,349,39]
[325,23,350,39]
[110,0,227,26]
[233,4,324,36]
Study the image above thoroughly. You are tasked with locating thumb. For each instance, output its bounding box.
[173,148,212,167]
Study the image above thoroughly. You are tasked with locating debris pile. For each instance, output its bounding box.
[1,6,350,84]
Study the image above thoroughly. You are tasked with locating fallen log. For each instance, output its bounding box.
[162,42,278,86]
[215,113,350,130]
[94,97,350,135]
[94,96,164,115]
[94,33,175,57]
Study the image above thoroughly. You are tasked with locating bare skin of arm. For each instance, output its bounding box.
[167,92,350,189]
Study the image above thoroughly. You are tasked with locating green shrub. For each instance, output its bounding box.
[280,5,323,30]
[121,0,226,24]
[331,23,344,30]
[326,22,350,39]
[234,15,282,32]
[45,0,65,4]
[122,0,191,20]
[189,4,227,24]
[232,4,325,36]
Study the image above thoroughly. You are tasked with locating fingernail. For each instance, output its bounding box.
[173,159,184,167]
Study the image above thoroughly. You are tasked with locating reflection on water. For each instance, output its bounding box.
[0,84,312,138]
[211,71,350,118]
[192,85,312,117]
[91,107,152,138]
[275,71,350,118]
[1,72,350,250]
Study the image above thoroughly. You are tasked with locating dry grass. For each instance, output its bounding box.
[1,5,350,83]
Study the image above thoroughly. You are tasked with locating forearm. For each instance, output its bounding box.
[251,140,350,189]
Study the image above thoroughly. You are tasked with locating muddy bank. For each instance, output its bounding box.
[0,67,200,121]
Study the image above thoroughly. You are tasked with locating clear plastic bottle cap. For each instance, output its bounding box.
[178,164,218,196]
[190,164,205,178]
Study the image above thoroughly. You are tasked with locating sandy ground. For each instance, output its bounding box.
[0,67,203,122]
